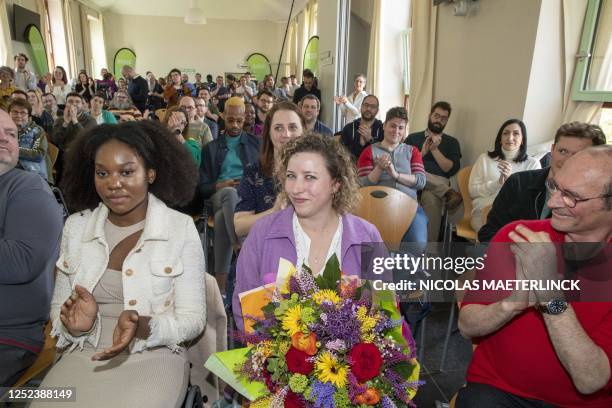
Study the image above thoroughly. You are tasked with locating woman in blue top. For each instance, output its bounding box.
[234,101,306,239]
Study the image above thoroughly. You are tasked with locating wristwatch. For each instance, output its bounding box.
[538,299,568,315]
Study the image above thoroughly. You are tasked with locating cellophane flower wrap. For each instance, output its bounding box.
[238,255,420,407]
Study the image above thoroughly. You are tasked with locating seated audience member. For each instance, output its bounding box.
[262,74,288,101]
[194,97,218,139]
[8,99,51,182]
[90,93,117,125]
[0,109,63,387]
[45,66,71,108]
[163,106,201,165]
[121,65,149,113]
[358,107,428,248]
[243,72,257,95]
[42,92,61,123]
[0,66,17,106]
[292,68,321,105]
[254,90,275,137]
[13,53,37,91]
[288,74,299,97]
[27,89,55,133]
[193,72,206,93]
[242,101,256,136]
[406,101,462,241]
[180,73,196,97]
[32,121,205,408]
[146,71,164,110]
[52,92,96,150]
[74,71,95,103]
[457,145,612,408]
[233,133,385,331]
[300,94,333,137]
[479,122,607,242]
[211,75,231,112]
[107,90,142,121]
[234,102,306,239]
[199,97,260,291]
[178,96,212,148]
[340,94,383,159]
[163,68,191,108]
[116,77,127,92]
[335,73,368,124]
[279,76,291,97]
[95,71,117,101]
[469,119,541,232]
[234,75,254,102]
[198,88,220,122]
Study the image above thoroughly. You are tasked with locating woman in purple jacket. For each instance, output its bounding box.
[233,133,386,331]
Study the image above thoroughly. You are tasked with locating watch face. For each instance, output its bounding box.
[548,299,568,315]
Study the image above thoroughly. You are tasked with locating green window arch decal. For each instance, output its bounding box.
[25,25,49,76]
[303,36,319,77]
[246,53,272,83]
[113,48,137,77]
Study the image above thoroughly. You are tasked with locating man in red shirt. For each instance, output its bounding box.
[457,145,612,407]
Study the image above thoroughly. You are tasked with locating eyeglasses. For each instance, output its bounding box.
[545,178,612,208]
[431,112,449,122]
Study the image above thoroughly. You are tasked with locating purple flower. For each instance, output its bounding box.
[347,371,367,402]
[312,301,361,348]
[381,396,398,408]
[297,270,318,295]
[310,381,335,408]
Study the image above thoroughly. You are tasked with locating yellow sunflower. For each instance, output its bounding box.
[315,351,348,388]
[312,289,341,305]
[282,305,307,336]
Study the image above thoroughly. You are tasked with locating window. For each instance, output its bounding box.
[46,0,69,75]
[572,0,612,102]
[87,14,107,78]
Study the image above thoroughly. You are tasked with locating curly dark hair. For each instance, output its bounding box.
[61,120,198,212]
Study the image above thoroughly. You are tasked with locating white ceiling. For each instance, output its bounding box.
[88,0,308,22]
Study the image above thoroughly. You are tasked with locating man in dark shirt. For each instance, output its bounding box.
[0,109,63,386]
[406,101,462,241]
[340,94,383,159]
[121,65,149,113]
[292,69,321,105]
[478,122,607,242]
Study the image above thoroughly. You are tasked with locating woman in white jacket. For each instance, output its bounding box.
[335,73,368,124]
[33,121,205,408]
[468,119,541,232]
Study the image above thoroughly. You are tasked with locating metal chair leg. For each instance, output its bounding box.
[439,301,456,372]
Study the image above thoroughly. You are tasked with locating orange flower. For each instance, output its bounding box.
[291,332,318,356]
[354,388,381,405]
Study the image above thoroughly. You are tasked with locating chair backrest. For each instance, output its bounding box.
[47,142,59,169]
[456,166,473,220]
[352,186,418,246]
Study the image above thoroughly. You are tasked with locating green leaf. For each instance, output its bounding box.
[391,361,415,379]
[315,254,341,290]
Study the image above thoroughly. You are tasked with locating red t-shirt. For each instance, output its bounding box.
[462,219,612,407]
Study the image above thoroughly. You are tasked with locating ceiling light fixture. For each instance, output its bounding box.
[185,0,207,25]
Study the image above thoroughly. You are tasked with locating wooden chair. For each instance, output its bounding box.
[352,186,418,247]
[13,321,56,387]
[455,166,478,242]
[47,142,59,169]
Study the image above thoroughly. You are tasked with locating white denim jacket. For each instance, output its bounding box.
[50,193,206,353]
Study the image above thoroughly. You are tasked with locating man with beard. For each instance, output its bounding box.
[340,94,383,159]
[13,54,37,91]
[300,94,333,136]
[478,122,606,243]
[406,101,462,241]
[179,96,213,148]
[194,96,218,139]
[292,69,321,105]
[199,97,260,291]
[254,89,275,137]
[41,92,61,122]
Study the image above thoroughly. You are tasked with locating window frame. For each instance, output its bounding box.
[571,0,612,102]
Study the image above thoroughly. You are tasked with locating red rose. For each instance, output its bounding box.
[348,343,383,382]
[285,346,314,375]
[284,390,305,408]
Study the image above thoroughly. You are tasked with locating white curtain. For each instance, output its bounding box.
[561,0,603,123]
[36,0,53,72]
[0,0,12,66]
[408,0,437,130]
[63,0,78,80]
[366,0,382,96]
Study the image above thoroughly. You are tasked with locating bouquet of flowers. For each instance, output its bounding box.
[236,255,420,408]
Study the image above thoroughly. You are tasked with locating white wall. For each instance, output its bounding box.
[433,0,542,166]
[317,0,341,126]
[103,13,285,80]
[6,0,39,70]
[347,12,370,87]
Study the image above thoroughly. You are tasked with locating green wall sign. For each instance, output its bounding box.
[25,25,48,76]
[246,53,272,83]
[113,48,137,76]
[303,36,319,77]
